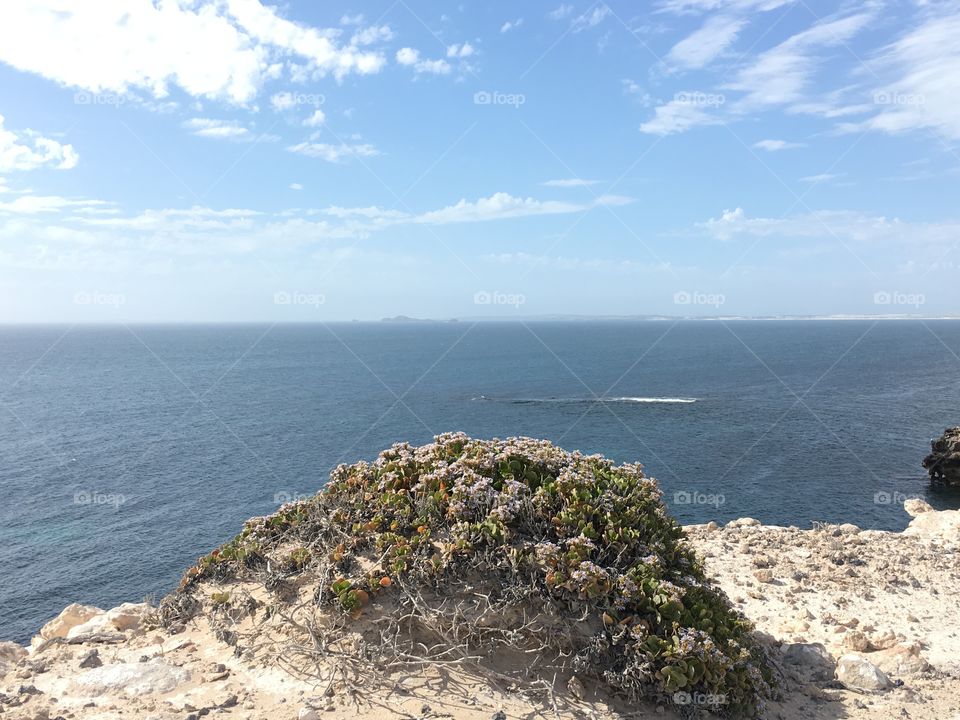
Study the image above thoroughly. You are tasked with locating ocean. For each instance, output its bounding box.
[2,320,959,642]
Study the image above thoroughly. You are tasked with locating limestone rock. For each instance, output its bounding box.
[728,517,761,528]
[871,643,931,677]
[836,653,891,691]
[782,643,835,681]
[38,603,104,641]
[70,660,191,697]
[903,505,960,541]
[904,499,933,516]
[843,631,872,653]
[0,641,27,676]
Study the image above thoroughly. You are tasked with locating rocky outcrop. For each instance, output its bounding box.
[3,501,959,720]
[923,426,960,485]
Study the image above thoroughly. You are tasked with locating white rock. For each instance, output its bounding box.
[299,708,322,720]
[39,603,104,640]
[0,641,27,675]
[105,602,149,631]
[871,643,931,677]
[70,660,191,697]
[727,517,761,528]
[904,507,960,540]
[836,653,891,691]
[904,498,933,516]
[66,613,114,640]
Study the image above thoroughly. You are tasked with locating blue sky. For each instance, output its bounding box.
[0,0,958,321]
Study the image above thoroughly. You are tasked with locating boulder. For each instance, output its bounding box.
[70,660,191,697]
[836,653,891,691]
[0,641,27,676]
[66,602,148,640]
[37,603,104,644]
[923,427,960,485]
[904,499,933,517]
[903,504,960,541]
[782,643,835,681]
[104,602,148,631]
[727,517,761,528]
[870,643,930,677]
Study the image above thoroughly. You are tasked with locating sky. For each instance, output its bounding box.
[0,0,958,322]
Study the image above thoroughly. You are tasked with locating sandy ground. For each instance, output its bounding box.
[2,500,958,720]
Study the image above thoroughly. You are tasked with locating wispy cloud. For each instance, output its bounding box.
[287,142,380,163]
[753,138,805,151]
[183,118,251,140]
[666,15,746,70]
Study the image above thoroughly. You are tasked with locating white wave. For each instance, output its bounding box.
[472,396,697,404]
[602,396,697,404]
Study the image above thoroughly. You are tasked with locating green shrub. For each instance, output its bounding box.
[179,433,773,716]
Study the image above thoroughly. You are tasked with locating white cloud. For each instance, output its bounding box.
[541,178,604,187]
[413,192,633,224]
[0,114,78,171]
[548,4,575,20]
[571,5,612,32]
[799,172,844,184]
[0,194,110,214]
[655,0,792,14]
[339,14,364,26]
[446,43,475,58]
[639,99,725,135]
[837,10,960,139]
[753,139,805,151]
[350,25,395,47]
[183,118,250,140]
[303,110,326,127]
[287,142,379,163]
[501,18,524,33]
[395,47,452,75]
[726,13,872,109]
[289,183,303,190]
[698,207,960,257]
[0,1,388,106]
[396,47,419,66]
[666,15,745,69]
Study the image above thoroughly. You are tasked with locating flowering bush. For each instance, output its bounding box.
[179,433,773,716]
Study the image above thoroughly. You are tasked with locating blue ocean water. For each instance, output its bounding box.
[2,320,959,643]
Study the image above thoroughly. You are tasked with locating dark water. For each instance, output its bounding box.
[2,321,959,642]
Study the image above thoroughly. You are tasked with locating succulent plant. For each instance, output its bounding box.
[177,433,773,716]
